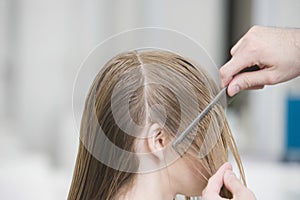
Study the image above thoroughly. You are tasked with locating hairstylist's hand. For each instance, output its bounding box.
[202,163,256,200]
[220,26,300,96]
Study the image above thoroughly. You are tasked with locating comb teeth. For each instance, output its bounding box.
[172,87,228,156]
[172,125,199,156]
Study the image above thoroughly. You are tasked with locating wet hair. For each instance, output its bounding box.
[68,50,245,199]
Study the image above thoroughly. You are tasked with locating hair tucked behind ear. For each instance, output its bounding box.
[68,50,245,200]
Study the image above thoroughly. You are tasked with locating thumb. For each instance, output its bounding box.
[223,171,256,199]
[204,162,233,194]
[223,170,244,195]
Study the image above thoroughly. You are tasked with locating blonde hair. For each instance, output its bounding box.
[68,50,245,199]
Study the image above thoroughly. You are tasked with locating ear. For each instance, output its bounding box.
[147,123,169,161]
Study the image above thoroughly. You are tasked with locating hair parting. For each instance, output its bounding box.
[68,50,246,200]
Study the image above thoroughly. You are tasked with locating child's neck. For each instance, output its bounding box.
[116,170,175,200]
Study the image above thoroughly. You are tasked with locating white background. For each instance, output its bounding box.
[0,0,299,199]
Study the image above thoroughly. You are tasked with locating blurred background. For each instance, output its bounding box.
[0,0,300,199]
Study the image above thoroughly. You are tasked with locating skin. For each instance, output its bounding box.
[116,125,208,200]
[220,26,300,96]
[117,156,208,200]
[213,26,300,199]
[202,163,256,200]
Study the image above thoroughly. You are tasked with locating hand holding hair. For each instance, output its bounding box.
[220,26,300,96]
[202,162,256,200]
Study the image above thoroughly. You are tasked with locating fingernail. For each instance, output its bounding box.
[231,85,240,96]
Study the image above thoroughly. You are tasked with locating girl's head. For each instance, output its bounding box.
[68,50,245,199]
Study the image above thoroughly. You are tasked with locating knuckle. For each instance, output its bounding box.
[230,47,235,55]
[250,25,258,31]
[220,66,233,86]
[220,67,227,79]
[219,67,225,75]
[246,40,260,55]
[240,75,252,89]
[244,26,263,54]
[249,25,261,33]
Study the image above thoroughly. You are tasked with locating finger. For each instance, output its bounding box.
[230,37,245,55]
[227,69,271,96]
[224,171,257,200]
[204,162,232,194]
[231,26,258,56]
[223,170,244,195]
[220,55,255,87]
